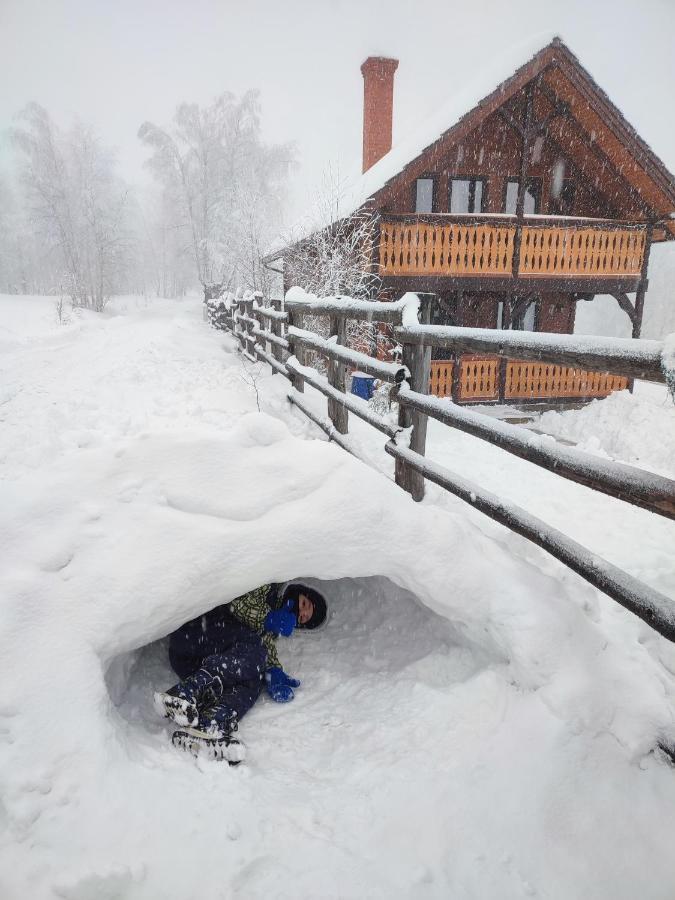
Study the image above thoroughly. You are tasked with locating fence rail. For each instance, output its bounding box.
[205,289,675,644]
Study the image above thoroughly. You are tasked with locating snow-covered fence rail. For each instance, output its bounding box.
[209,288,675,643]
[384,440,675,643]
[394,325,667,385]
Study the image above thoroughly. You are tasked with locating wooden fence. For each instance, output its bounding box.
[204,290,675,644]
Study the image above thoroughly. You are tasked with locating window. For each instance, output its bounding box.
[415,178,435,213]
[497,298,537,332]
[504,178,541,215]
[449,177,486,213]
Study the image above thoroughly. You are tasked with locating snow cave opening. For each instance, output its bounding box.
[107,575,486,744]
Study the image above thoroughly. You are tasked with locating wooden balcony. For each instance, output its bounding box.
[429,357,628,403]
[379,214,647,288]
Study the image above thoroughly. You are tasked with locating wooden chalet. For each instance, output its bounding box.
[280,38,675,405]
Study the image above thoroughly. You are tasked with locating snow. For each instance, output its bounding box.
[663,333,675,401]
[538,383,675,478]
[2,293,675,899]
[285,285,418,323]
[273,33,560,248]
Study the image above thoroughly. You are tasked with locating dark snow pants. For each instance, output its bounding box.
[168,610,267,731]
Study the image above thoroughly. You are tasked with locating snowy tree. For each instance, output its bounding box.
[138,92,293,302]
[12,104,132,310]
[283,167,381,302]
[282,167,383,355]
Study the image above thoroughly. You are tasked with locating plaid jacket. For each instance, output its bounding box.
[229,584,282,670]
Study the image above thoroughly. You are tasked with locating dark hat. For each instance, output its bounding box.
[282,584,327,630]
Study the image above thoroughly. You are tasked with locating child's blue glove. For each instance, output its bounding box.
[265,666,301,703]
[264,599,297,637]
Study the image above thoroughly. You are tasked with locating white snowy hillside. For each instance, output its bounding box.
[1,293,675,900]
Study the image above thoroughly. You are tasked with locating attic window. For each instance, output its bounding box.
[504,178,541,215]
[449,177,486,214]
[415,178,435,213]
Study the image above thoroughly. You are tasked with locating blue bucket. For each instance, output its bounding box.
[351,372,376,400]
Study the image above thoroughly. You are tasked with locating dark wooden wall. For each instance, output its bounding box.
[377,73,648,221]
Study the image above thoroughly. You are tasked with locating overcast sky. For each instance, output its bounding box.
[1,0,674,221]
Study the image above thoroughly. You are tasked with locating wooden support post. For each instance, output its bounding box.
[287,307,305,393]
[327,314,348,434]
[629,223,653,393]
[511,83,535,281]
[395,294,432,500]
[451,352,462,403]
[632,223,653,340]
[498,294,510,403]
[270,298,283,375]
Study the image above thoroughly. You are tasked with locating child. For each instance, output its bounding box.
[154,583,327,763]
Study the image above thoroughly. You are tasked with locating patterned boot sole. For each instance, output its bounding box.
[153,691,198,728]
[172,727,246,765]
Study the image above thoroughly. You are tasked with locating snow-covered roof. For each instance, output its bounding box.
[269,32,558,255]
[269,31,675,257]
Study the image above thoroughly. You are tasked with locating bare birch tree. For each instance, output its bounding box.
[139,92,293,303]
[11,104,132,309]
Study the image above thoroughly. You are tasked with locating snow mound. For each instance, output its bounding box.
[537,383,675,477]
[1,294,675,898]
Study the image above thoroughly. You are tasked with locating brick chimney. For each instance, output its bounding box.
[360,56,399,173]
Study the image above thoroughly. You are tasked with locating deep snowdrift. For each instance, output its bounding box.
[1,295,675,900]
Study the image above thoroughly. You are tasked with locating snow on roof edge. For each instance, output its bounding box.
[267,31,560,256]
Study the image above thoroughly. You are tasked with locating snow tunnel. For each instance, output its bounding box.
[107,575,489,757]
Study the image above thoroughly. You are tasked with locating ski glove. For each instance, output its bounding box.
[265,666,301,703]
[264,600,297,637]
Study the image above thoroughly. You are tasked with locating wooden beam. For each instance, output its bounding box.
[384,441,675,643]
[286,358,401,439]
[498,106,526,139]
[327,315,349,434]
[289,328,408,384]
[610,293,637,327]
[393,324,666,383]
[287,390,363,460]
[396,385,675,519]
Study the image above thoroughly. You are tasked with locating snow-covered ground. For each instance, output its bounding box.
[1,294,675,900]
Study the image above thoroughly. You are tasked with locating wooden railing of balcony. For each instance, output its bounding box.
[379,215,647,280]
[429,356,628,402]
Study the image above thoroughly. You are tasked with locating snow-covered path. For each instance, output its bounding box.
[1,295,675,900]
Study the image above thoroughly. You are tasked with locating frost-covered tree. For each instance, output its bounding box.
[283,167,381,302]
[11,104,132,309]
[282,168,383,355]
[138,92,293,302]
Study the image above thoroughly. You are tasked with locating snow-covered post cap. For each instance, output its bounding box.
[399,292,421,326]
[663,333,675,403]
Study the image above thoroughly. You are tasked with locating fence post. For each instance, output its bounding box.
[236,293,246,352]
[287,306,305,393]
[269,297,283,375]
[243,293,256,358]
[395,294,433,500]
[253,290,264,356]
[327,314,348,434]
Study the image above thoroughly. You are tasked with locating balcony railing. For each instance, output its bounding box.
[379,215,647,280]
[429,357,629,403]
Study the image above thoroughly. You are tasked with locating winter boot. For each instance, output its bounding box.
[171,726,246,765]
[153,690,198,728]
